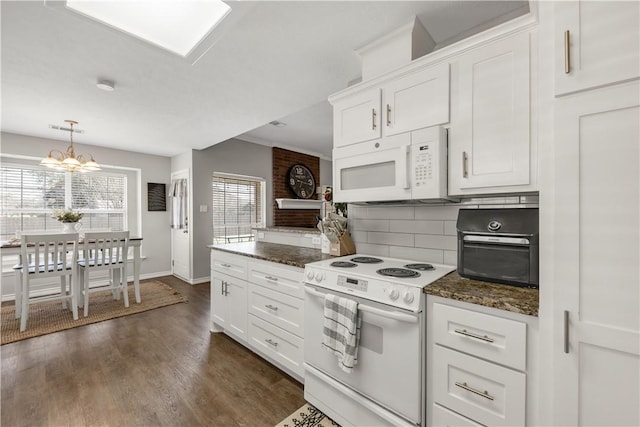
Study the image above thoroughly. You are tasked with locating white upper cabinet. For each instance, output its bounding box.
[382,63,450,137]
[448,29,536,195]
[332,63,450,148]
[554,1,640,96]
[332,87,381,147]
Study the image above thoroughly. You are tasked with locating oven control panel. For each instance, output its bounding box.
[304,266,422,311]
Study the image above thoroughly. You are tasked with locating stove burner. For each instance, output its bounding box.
[351,256,383,264]
[331,261,357,268]
[405,263,435,271]
[376,268,421,278]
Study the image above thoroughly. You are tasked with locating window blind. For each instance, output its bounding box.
[0,164,127,240]
[212,174,265,244]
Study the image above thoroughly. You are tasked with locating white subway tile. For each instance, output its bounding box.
[390,220,444,235]
[368,232,414,247]
[350,230,368,244]
[366,206,415,220]
[414,205,463,220]
[347,204,367,219]
[519,195,540,204]
[415,234,457,251]
[389,246,444,264]
[353,243,390,257]
[350,219,389,232]
[443,250,457,266]
[444,221,457,236]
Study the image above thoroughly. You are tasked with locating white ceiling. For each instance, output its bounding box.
[1,1,527,159]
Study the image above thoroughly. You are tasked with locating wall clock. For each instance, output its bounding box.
[288,164,316,199]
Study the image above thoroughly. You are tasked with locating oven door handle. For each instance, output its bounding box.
[305,286,418,324]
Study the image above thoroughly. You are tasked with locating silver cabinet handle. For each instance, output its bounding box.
[265,338,278,347]
[372,108,377,130]
[221,280,226,296]
[462,151,469,178]
[454,328,494,343]
[265,275,278,282]
[265,304,279,311]
[455,382,494,401]
[386,104,391,126]
[221,263,231,268]
[564,30,571,74]
[564,310,570,353]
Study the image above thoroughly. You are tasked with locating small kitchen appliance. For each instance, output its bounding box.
[457,208,539,288]
[303,254,455,426]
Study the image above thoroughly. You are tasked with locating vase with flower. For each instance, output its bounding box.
[52,208,83,233]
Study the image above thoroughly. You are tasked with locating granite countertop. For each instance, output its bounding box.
[208,241,332,268]
[425,271,539,317]
[253,226,320,235]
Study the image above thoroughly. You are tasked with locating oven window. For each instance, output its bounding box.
[462,243,530,284]
[341,161,395,190]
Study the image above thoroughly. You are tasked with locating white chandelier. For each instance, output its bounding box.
[40,120,101,172]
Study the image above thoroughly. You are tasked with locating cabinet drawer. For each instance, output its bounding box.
[211,250,247,280]
[249,283,304,337]
[248,314,304,378]
[432,403,483,427]
[433,303,526,371]
[433,345,525,427]
[248,261,303,299]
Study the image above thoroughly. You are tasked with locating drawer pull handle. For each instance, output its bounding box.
[265,275,279,282]
[454,328,494,343]
[221,263,231,268]
[455,382,494,401]
[564,310,570,354]
[265,304,279,311]
[265,338,278,347]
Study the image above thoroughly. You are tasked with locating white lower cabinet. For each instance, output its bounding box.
[428,296,538,427]
[210,250,305,382]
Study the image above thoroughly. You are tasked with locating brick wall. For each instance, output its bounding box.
[272,147,320,227]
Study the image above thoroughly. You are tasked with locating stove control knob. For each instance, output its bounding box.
[388,288,399,301]
[306,270,315,280]
[403,291,415,304]
[314,271,325,282]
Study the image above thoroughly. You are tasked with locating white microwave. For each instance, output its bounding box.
[333,125,455,203]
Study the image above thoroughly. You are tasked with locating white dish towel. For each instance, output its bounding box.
[322,293,361,373]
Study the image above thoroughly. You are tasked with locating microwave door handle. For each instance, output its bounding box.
[400,145,410,189]
[304,286,418,324]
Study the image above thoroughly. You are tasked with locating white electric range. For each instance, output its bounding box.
[303,254,455,427]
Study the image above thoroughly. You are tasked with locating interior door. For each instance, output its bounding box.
[553,82,639,426]
[171,170,190,281]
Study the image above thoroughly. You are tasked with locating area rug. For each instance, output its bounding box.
[1,280,186,345]
[276,403,340,427]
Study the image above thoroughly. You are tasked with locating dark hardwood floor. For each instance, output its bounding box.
[1,276,305,427]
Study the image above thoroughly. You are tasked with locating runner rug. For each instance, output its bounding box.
[276,403,340,427]
[1,280,186,345]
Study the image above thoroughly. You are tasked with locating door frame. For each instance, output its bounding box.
[170,169,192,282]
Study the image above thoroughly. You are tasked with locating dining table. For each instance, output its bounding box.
[0,235,144,304]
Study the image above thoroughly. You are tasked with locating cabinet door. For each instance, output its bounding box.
[553,82,639,426]
[383,63,450,137]
[332,87,381,148]
[225,277,248,341]
[451,31,531,192]
[554,1,639,96]
[211,275,228,329]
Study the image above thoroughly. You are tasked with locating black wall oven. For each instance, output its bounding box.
[457,208,539,288]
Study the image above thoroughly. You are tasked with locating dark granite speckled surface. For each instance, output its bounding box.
[208,241,332,269]
[425,271,539,317]
[254,227,320,235]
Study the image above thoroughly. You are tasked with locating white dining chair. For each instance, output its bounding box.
[77,231,130,317]
[13,233,79,332]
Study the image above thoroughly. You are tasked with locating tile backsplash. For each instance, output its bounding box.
[348,195,538,265]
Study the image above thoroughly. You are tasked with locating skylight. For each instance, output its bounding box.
[65,0,231,57]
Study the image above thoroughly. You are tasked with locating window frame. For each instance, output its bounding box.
[212,172,266,244]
